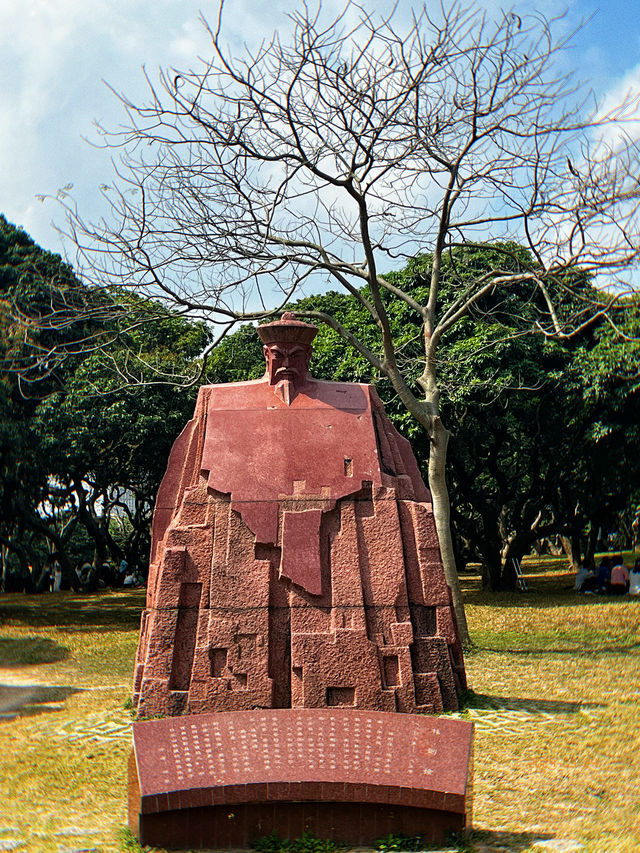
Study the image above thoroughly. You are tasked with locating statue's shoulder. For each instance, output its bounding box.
[196,377,266,398]
[307,379,374,410]
[312,379,371,390]
[192,377,268,414]
[200,377,267,391]
[313,379,381,399]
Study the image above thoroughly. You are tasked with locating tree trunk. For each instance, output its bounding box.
[547,536,564,556]
[427,416,471,647]
[585,525,599,563]
[499,542,519,591]
[0,543,7,593]
[481,554,504,591]
[35,561,53,594]
[57,550,81,591]
[560,534,581,569]
[477,533,504,591]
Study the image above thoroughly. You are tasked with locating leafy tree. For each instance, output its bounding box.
[205,247,639,589]
[0,216,210,590]
[0,214,99,588]
[554,299,640,561]
[65,3,640,641]
[33,300,210,580]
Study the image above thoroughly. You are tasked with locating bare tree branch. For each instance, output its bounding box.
[44,0,640,633]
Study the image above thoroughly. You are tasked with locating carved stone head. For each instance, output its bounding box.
[257,313,318,403]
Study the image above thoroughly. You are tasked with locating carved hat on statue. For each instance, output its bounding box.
[257,312,318,346]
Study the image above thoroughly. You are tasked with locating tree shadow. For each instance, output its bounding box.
[0,589,145,633]
[461,691,606,714]
[470,641,640,656]
[469,829,555,851]
[0,683,83,720]
[0,637,70,666]
[461,572,640,609]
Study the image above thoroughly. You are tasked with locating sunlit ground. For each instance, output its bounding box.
[0,557,638,853]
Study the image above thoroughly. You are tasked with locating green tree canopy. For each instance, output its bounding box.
[206,245,639,589]
[65,4,640,641]
[0,217,211,590]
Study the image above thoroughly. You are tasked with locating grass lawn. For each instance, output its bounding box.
[0,556,638,853]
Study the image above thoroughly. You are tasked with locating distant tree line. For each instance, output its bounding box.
[0,215,209,591]
[1,216,638,591]
[207,245,640,589]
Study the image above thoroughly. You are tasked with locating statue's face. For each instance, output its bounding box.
[264,342,311,388]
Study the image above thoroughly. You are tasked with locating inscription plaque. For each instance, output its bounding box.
[129,708,473,849]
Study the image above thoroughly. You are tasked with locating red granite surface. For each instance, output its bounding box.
[132,344,466,718]
[129,709,473,848]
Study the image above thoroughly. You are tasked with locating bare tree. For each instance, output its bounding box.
[66,1,640,644]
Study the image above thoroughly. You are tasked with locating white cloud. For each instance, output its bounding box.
[0,0,636,258]
[0,0,211,250]
[594,63,640,148]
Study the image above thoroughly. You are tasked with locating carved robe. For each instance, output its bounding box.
[133,376,466,717]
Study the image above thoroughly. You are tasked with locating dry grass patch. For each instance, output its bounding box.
[459,557,640,852]
[1,562,639,852]
[0,590,144,852]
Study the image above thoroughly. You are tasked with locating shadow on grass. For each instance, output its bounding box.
[469,829,554,851]
[461,587,640,610]
[466,628,640,655]
[116,827,552,853]
[0,683,83,720]
[0,636,70,666]
[0,589,146,632]
[461,569,640,610]
[461,691,606,714]
[472,641,640,656]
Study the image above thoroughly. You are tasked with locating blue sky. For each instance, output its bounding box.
[1,0,639,259]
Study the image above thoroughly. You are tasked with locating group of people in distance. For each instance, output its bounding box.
[575,555,640,595]
[73,557,144,591]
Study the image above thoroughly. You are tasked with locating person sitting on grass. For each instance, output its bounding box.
[596,556,612,593]
[575,558,597,593]
[630,559,640,596]
[115,558,128,587]
[609,556,630,595]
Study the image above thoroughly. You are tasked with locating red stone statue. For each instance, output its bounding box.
[133,313,466,718]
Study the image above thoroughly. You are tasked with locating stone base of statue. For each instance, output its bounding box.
[128,709,473,849]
